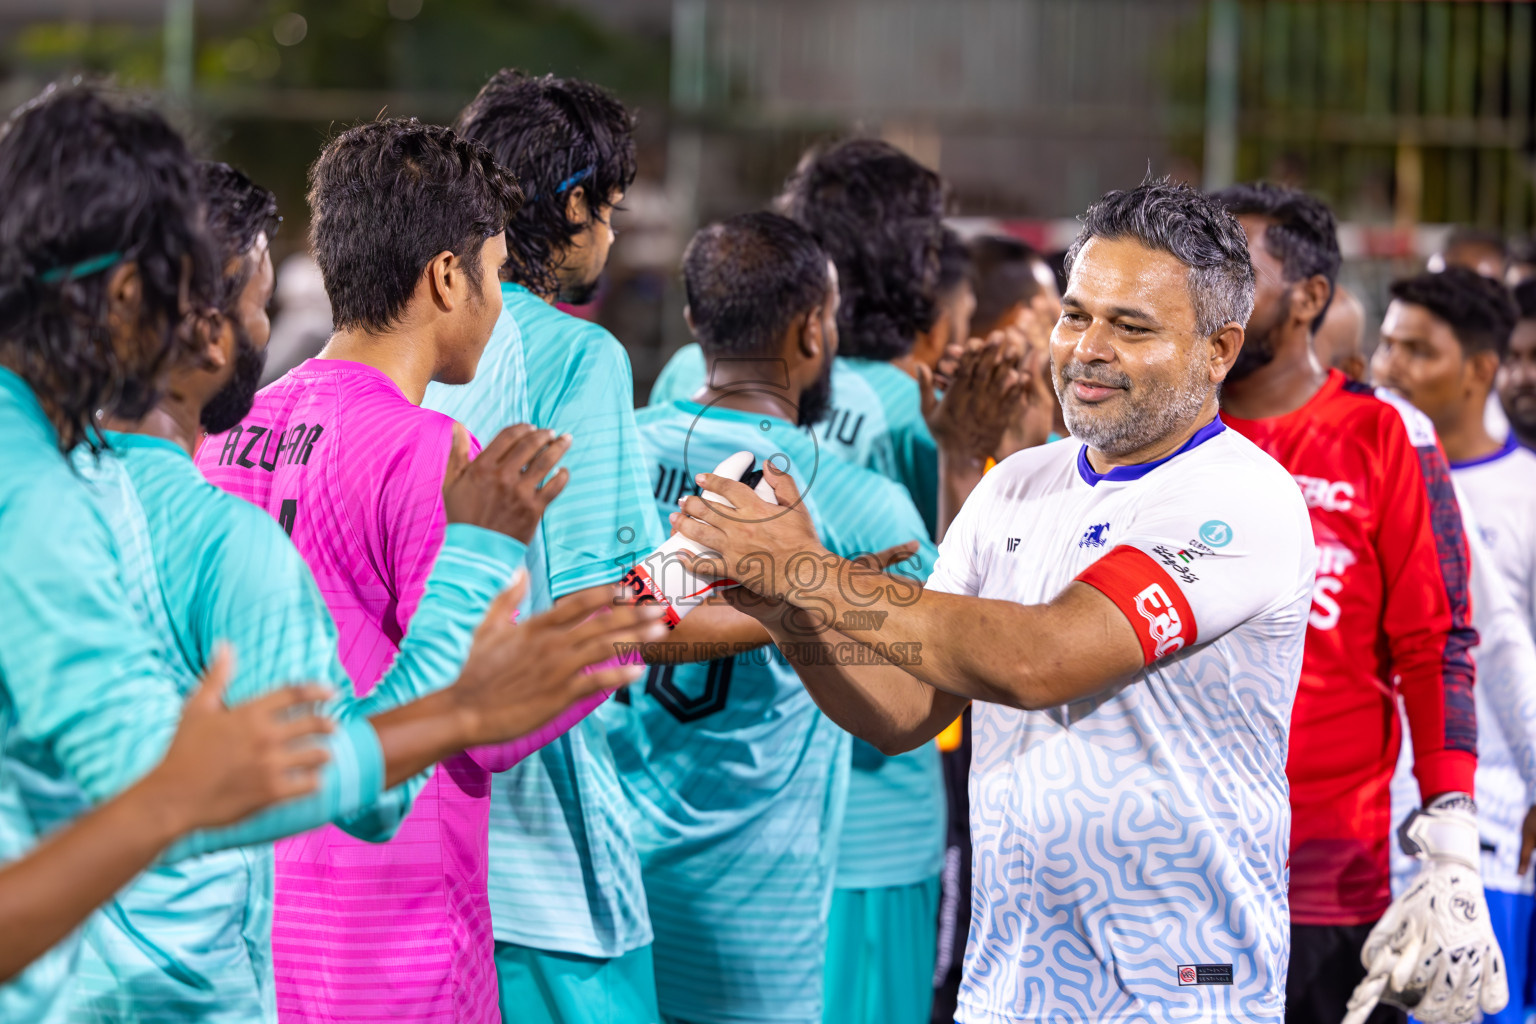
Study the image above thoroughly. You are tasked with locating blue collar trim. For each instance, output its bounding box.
[1449,433,1520,470]
[1075,416,1226,486]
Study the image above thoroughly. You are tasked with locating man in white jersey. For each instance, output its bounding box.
[667,179,1315,1022]
[1372,268,1536,1023]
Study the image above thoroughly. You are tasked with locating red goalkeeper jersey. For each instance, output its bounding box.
[1223,370,1477,925]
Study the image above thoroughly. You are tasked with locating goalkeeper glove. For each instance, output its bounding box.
[1343,793,1508,1024]
[619,451,777,628]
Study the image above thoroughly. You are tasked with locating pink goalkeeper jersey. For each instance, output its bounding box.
[197,359,593,1024]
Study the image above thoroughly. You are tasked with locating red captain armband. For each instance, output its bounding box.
[1075,545,1198,665]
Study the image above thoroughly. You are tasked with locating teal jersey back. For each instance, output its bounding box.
[616,399,936,1024]
[0,370,399,1024]
[648,345,936,536]
[424,282,665,957]
[647,348,949,890]
[66,433,522,1024]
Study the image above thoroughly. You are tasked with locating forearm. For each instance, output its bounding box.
[937,446,987,542]
[369,689,480,788]
[766,614,961,754]
[643,600,771,665]
[0,777,182,982]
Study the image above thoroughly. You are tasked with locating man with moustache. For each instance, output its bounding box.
[665,179,1315,1023]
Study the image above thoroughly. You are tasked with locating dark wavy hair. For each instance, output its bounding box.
[455,70,637,297]
[196,161,279,308]
[776,139,947,361]
[1213,181,1341,332]
[683,212,831,358]
[308,118,523,333]
[1391,267,1519,358]
[0,84,219,453]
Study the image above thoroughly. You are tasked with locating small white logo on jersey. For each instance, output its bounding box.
[1006,537,1021,552]
[1294,474,1355,512]
[1134,583,1185,658]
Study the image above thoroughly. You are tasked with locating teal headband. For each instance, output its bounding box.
[38,251,123,285]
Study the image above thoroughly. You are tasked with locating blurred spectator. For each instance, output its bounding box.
[1430,225,1509,282]
[1312,284,1366,381]
[1508,237,1536,289]
[910,229,975,374]
[1499,280,1536,452]
[967,234,1060,338]
[260,253,332,385]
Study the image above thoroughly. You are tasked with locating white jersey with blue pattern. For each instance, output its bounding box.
[926,422,1313,1024]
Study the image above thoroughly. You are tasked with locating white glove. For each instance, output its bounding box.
[619,451,778,628]
[1343,794,1508,1024]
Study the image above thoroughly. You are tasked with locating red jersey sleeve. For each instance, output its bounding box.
[1374,401,1478,799]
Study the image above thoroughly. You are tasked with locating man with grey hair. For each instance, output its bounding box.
[663,179,1316,1021]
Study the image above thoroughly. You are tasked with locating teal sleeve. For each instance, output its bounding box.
[646,344,705,407]
[172,520,522,852]
[0,484,179,808]
[897,419,939,540]
[530,328,665,599]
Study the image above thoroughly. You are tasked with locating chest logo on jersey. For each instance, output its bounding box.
[1079,522,1111,548]
[1197,520,1233,548]
[215,422,325,472]
[1293,474,1356,512]
[1005,537,1021,553]
[1134,582,1186,658]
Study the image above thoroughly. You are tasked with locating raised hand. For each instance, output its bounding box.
[445,581,670,746]
[144,647,335,831]
[442,422,571,543]
[924,331,1027,466]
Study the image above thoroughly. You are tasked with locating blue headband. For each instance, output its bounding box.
[38,251,123,285]
[527,165,595,203]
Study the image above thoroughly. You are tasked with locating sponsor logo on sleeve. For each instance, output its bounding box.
[1151,544,1200,584]
[1197,520,1233,548]
[1176,964,1234,986]
[1079,522,1111,549]
[1134,582,1186,658]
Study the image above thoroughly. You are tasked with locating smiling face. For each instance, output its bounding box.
[1052,235,1232,458]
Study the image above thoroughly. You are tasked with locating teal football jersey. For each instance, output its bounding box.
[0,369,434,1024]
[65,432,524,1024]
[424,282,665,957]
[646,346,948,892]
[616,399,937,1024]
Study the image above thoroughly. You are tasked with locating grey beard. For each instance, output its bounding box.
[1057,358,1213,458]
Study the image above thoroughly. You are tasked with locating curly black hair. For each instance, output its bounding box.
[0,83,220,453]
[1390,267,1519,358]
[1212,181,1341,332]
[308,118,523,333]
[455,70,637,298]
[775,139,947,361]
[196,161,279,309]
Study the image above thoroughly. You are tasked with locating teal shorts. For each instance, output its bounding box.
[822,876,941,1024]
[494,940,661,1024]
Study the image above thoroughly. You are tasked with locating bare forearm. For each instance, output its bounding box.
[937,447,987,542]
[644,600,772,665]
[369,689,478,788]
[765,614,962,754]
[0,779,183,982]
[791,566,1140,710]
